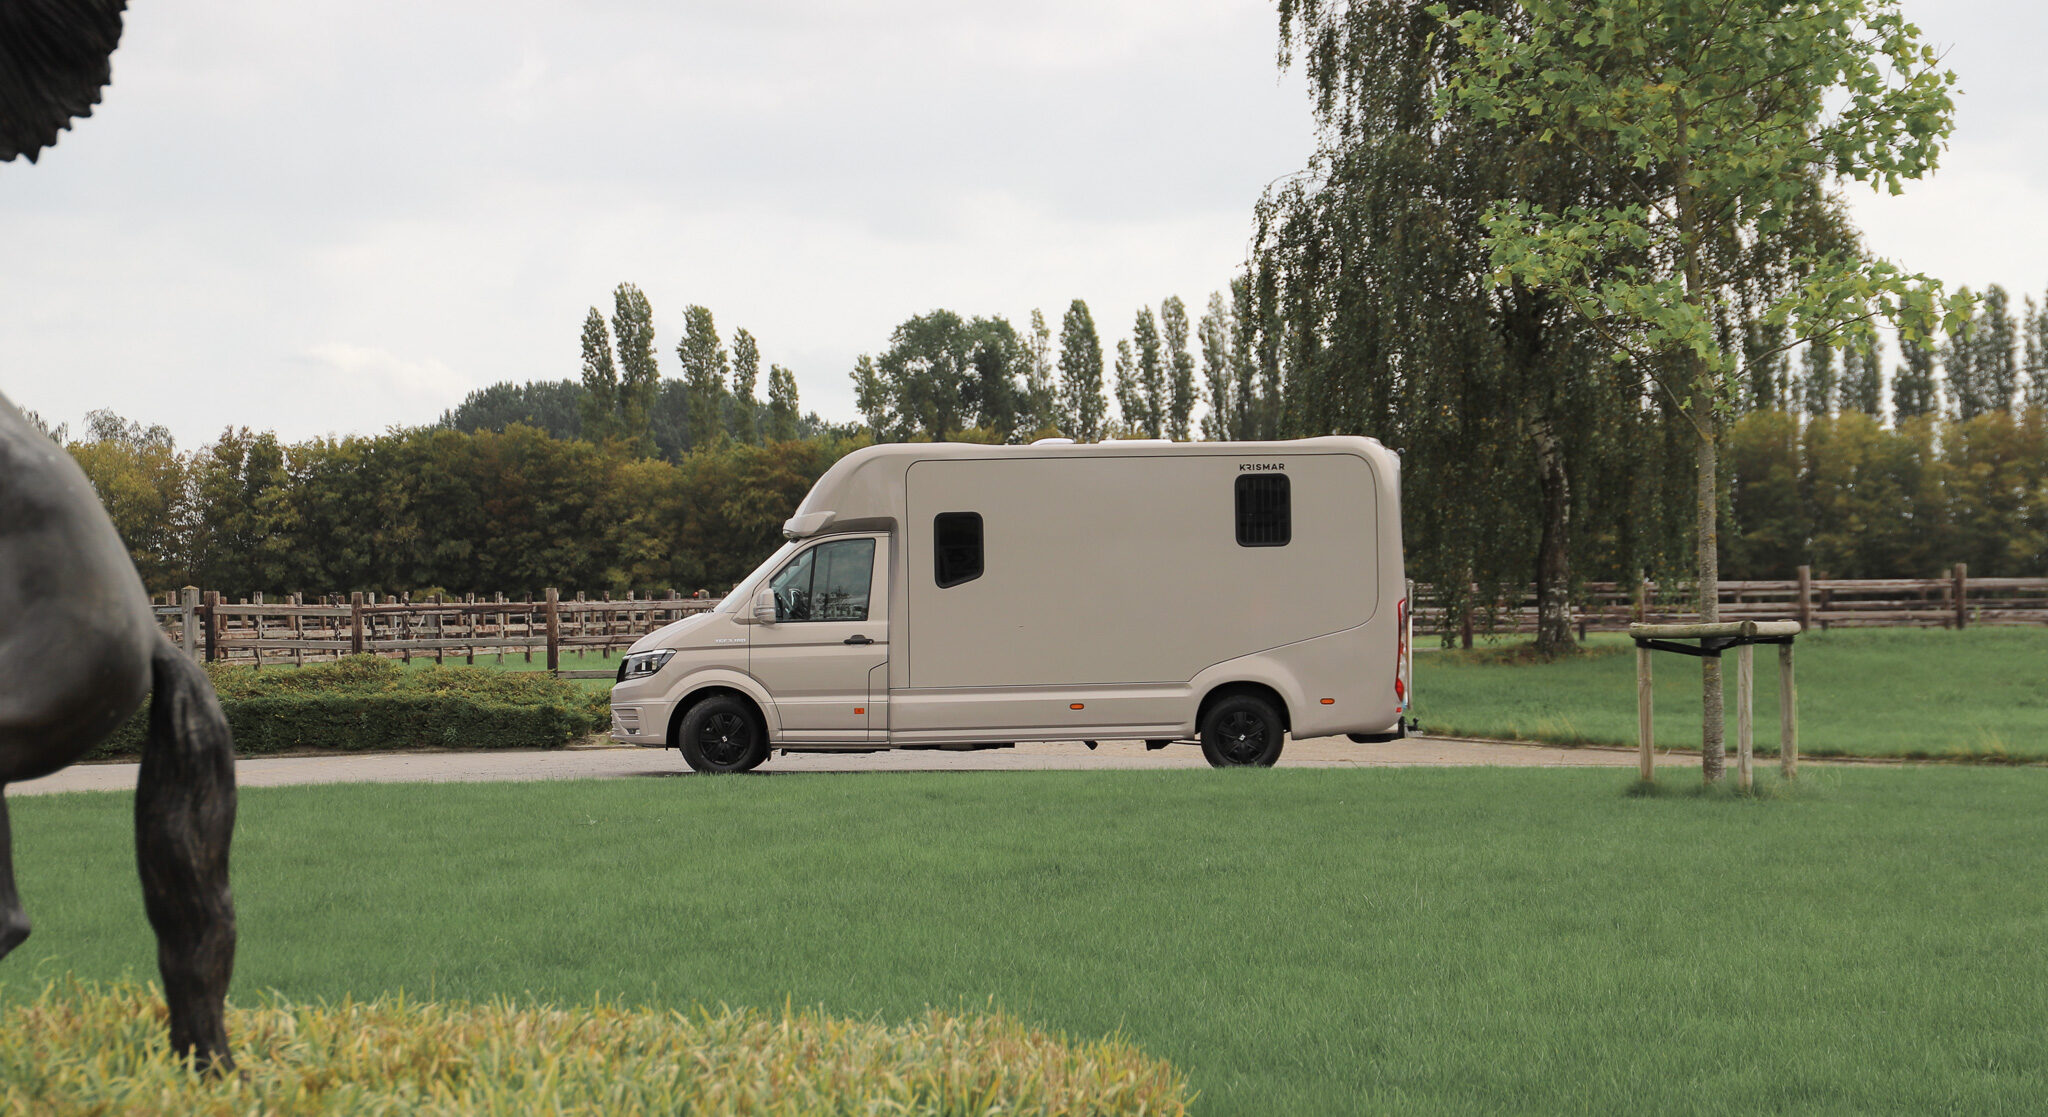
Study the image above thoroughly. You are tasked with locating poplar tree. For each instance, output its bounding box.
[1940,311,1982,421]
[1893,335,1939,420]
[1841,331,1884,415]
[730,328,761,444]
[578,308,620,443]
[1133,307,1165,438]
[1974,285,2019,415]
[1161,296,1197,440]
[766,364,801,441]
[1799,341,1836,417]
[676,306,729,451]
[1057,300,1107,441]
[1113,339,1140,434]
[611,283,660,456]
[1020,309,1059,438]
[1440,0,1966,777]
[2024,294,2048,412]
[1197,290,1236,440]
[1227,277,1258,439]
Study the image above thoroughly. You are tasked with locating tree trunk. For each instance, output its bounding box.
[1533,420,1573,656]
[1696,410,1725,781]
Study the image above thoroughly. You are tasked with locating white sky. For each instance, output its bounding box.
[2,0,2041,448]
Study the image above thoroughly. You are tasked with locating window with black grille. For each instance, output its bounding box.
[934,512,984,587]
[1235,475,1291,547]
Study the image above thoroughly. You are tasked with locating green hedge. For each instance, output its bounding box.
[94,656,608,758]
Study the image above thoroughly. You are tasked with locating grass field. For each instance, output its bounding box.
[8,768,2047,1113]
[1416,626,2048,760]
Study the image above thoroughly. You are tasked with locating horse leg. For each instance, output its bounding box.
[0,793,28,958]
[136,640,237,1074]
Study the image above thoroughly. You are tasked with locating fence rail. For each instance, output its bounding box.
[151,563,2048,671]
[1415,563,2048,641]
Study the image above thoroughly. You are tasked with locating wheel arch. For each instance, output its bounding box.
[668,685,772,749]
[1196,681,1291,735]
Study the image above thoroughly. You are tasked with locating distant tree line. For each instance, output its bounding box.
[50,407,867,598]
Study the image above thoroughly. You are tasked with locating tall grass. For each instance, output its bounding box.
[1,980,1189,1116]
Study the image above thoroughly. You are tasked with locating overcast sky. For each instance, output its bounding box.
[2,0,2042,448]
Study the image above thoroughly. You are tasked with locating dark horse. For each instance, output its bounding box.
[0,394,238,1072]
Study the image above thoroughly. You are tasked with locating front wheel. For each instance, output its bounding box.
[1200,693,1286,768]
[678,696,768,773]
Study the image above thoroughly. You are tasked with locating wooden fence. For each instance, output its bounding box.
[152,588,719,680]
[151,563,2048,674]
[1415,563,2048,642]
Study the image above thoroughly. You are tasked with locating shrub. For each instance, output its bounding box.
[0,981,1192,1116]
[93,656,606,758]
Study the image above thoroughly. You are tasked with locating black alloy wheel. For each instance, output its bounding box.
[1199,693,1286,768]
[679,695,768,773]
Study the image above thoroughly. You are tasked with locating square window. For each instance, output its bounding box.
[1236,475,1290,547]
[935,512,983,587]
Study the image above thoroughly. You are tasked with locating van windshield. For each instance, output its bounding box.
[714,541,799,612]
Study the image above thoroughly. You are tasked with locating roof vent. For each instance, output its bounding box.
[1030,437,1076,445]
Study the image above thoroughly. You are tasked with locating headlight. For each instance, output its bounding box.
[617,649,676,682]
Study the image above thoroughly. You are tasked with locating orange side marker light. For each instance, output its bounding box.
[1320,698,1335,705]
[854,707,865,715]
[1070,703,1085,710]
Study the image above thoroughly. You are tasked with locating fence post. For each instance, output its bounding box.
[1796,565,1812,630]
[180,586,201,661]
[1634,577,1648,624]
[350,591,365,655]
[202,590,221,663]
[1637,643,1654,783]
[545,587,561,674]
[1779,642,1798,780]
[1953,563,1968,629]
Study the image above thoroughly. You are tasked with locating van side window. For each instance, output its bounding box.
[769,538,874,621]
[934,512,983,588]
[1235,475,1290,547]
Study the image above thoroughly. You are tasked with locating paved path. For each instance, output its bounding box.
[9,735,1698,796]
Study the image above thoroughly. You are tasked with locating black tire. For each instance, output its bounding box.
[1200,693,1286,768]
[678,695,768,773]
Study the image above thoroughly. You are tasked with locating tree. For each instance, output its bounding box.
[1894,334,1939,419]
[730,328,761,444]
[1112,338,1141,436]
[442,380,585,440]
[1972,285,2019,416]
[66,410,189,591]
[1197,290,1237,440]
[1133,307,1165,437]
[577,308,619,443]
[1840,330,1884,415]
[1057,300,1108,441]
[851,311,1024,441]
[1267,0,1673,661]
[1160,296,1197,441]
[1799,341,1836,417]
[1019,309,1060,438]
[611,283,660,455]
[677,306,729,451]
[1440,0,1966,778]
[2025,293,2048,413]
[766,364,801,441]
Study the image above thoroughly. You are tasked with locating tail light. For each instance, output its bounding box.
[1394,597,1410,709]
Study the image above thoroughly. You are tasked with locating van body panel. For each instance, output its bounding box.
[901,451,1377,689]
[890,682,1192,741]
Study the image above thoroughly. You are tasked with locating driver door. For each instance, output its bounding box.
[749,535,888,743]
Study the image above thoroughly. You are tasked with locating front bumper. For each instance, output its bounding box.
[608,700,675,746]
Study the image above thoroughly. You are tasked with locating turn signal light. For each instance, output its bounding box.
[854,707,865,715]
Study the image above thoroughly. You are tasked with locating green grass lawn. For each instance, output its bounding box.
[8,768,2047,1113]
[1416,626,2048,760]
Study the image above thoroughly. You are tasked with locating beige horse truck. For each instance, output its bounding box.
[609,436,1411,771]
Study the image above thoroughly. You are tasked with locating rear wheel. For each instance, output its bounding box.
[1199,693,1285,768]
[678,695,768,773]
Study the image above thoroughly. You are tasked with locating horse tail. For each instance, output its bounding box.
[137,637,237,1074]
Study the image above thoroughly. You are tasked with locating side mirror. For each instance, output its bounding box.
[753,589,777,626]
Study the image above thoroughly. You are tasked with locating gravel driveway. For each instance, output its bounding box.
[10,735,1693,796]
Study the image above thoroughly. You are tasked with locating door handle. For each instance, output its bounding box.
[844,635,874,645]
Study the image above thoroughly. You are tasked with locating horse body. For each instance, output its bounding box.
[0,392,237,1071]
